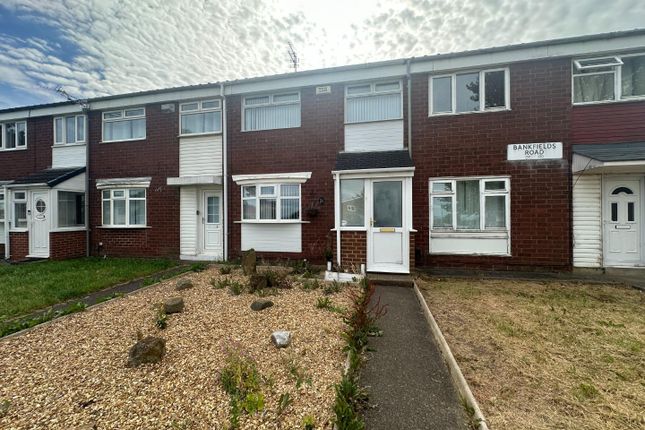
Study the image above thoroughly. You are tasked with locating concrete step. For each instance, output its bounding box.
[367,273,414,287]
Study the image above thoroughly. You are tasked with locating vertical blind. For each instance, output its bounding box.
[346,93,401,123]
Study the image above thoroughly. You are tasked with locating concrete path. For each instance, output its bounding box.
[361,284,467,430]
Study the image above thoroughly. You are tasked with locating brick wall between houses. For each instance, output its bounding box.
[87,103,180,258]
[411,57,573,270]
[0,116,54,181]
[50,230,86,260]
[572,101,645,144]
[9,231,28,261]
[0,244,5,258]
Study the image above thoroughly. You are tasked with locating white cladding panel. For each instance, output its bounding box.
[180,135,222,177]
[52,144,86,168]
[241,223,301,253]
[180,187,198,256]
[0,224,4,244]
[54,173,85,192]
[344,120,404,152]
[572,174,603,267]
[430,236,509,255]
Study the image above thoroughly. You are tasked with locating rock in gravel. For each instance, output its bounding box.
[241,249,257,275]
[163,297,184,314]
[250,298,273,311]
[126,336,166,367]
[271,331,291,348]
[175,278,194,291]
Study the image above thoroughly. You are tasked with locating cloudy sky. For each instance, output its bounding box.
[1,0,644,108]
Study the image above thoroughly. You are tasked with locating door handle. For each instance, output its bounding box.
[369,218,374,227]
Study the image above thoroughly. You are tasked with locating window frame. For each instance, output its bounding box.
[572,52,645,105]
[12,190,28,231]
[429,177,510,232]
[339,178,366,229]
[0,192,5,223]
[101,107,146,143]
[344,80,404,124]
[428,68,511,116]
[240,183,301,222]
[101,188,147,228]
[241,91,301,132]
[55,190,86,230]
[0,121,28,151]
[179,99,222,136]
[54,115,87,145]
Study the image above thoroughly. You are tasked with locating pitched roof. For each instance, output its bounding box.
[10,167,86,187]
[572,142,645,161]
[334,150,414,171]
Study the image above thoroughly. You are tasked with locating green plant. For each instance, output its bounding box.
[220,265,233,275]
[96,292,124,303]
[302,414,316,429]
[316,297,344,313]
[333,375,366,430]
[219,349,265,429]
[0,301,87,338]
[301,279,321,291]
[190,262,208,272]
[155,305,168,330]
[212,277,230,289]
[323,280,342,295]
[283,355,312,389]
[228,280,244,296]
[277,392,292,415]
[0,400,10,418]
[264,269,292,289]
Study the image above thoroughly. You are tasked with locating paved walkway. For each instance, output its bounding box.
[361,284,467,430]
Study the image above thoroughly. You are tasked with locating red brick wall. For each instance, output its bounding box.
[9,231,28,261]
[331,231,367,269]
[411,58,573,270]
[50,230,86,260]
[572,101,645,144]
[0,244,5,258]
[0,116,53,181]
[88,103,180,258]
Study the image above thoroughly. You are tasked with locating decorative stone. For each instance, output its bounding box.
[271,331,291,348]
[126,336,166,367]
[250,299,273,311]
[163,297,184,314]
[175,278,194,291]
[241,249,257,275]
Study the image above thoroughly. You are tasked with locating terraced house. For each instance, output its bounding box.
[1,29,645,272]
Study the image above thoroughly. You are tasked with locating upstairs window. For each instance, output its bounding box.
[0,121,27,150]
[102,108,146,142]
[54,115,86,144]
[345,81,402,123]
[573,53,645,104]
[13,191,27,229]
[101,188,146,227]
[243,92,300,131]
[430,68,509,115]
[241,184,301,221]
[180,100,222,135]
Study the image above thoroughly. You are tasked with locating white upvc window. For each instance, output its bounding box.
[179,99,222,135]
[57,191,85,228]
[572,53,645,104]
[242,92,301,131]
[102,108,146,142]
[54,115,86,145]
[241,184,301,221]
[0,121,27,150]
[101,188,146,227]
[429,68,510,115]
[345,80,403,123]
[340,179,365,227]
[12,191,27,230]
[430,177,510,231]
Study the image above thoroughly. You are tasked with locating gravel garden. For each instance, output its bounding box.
[0,260,360,429]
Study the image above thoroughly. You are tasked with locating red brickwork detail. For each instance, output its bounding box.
[572,101,645,144]
[50,231,86,260]
[0,116,54,181]
[9,232,29,261]
[330,231,367,270]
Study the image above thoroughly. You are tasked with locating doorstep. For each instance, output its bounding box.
[367,273,414,287]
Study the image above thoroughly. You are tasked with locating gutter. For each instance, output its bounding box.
[221,83,228,261]
[406,58,412,157]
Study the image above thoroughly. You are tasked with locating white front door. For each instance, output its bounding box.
[202,191,222,257]
[29,190,50,258]
[367,179,409,273]
[603,178,641,266]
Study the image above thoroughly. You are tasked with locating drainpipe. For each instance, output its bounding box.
[84,104,91,257]
[406,58,412,157]
[3,184,8,259]
[334,172,341,270]
[221,83,228,261]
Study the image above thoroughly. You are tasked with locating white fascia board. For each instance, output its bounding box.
[232,172,312,185]
[96,177,152,189]
[90,87,222,110]
[331,167,415,178]
[412,34,645,74]
[0,104,82,122]
[167,175,223,186]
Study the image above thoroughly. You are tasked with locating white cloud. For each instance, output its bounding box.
[0,0,644,107]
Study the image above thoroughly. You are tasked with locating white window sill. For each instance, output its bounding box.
[429,250,511,257]
[428,108,511,118]
[344,117,404,126]
[51,227,87,233]
[98,225,150,229]
[0,147,27,152]
[9,229,28,233]
[178,132,222,138]
[235,220,309,224]
[241,126,301,133]
[572,96,645,107]
[100,138,146,144]
[52,142,87,148]
[430,230,509,239]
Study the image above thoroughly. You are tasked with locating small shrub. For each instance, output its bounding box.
[219,349,265,428]
[333,375,366,430]
[316,297,344,313]
[155,305,168,330]
[264,269,292,289]
[277,392,292,415]
[228,280,244,296]
[219,265,233,275]
[190,262,208,272]
[0,400,10,418]
[283,355,312,389]
[301,279,321,291]
[575,382,599,401]
[211,278,230,289]
[302,414,316,430]
[323,280,342,295]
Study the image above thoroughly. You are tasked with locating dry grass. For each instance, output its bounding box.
[0,266,354,429]
[418,277,645,430]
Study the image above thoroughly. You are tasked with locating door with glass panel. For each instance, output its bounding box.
[29,190,50,257]
[367,179,408,273]
[203,191,222,256]
[603,179,641,266]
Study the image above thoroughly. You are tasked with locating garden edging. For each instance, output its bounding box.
[413,282,489,430]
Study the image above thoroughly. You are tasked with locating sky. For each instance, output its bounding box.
[1,0,645,109]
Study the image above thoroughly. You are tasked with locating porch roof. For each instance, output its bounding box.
[8,167,86,188]
[334,150,414,171]
[572,142,645,173]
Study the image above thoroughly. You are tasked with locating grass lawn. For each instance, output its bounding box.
[0,257,177,321]
[418,277,644,430]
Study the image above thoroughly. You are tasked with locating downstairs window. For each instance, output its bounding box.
[101,188,146,227]
[241,184,300,221]
[57,191,85,228]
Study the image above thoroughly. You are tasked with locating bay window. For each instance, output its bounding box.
[0,121,27,150]
[180,100,222,135]
[430,178,509,231]
[430,68,509,115]
[54,115,86,144]
[573,53,645,104]
[102,188,146,227]
[345,81,402,123]
[241,184,300,221]
[243,92,300,131]
[57,191,85,228]
[102,108,146,142]
[13,191,27,229]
